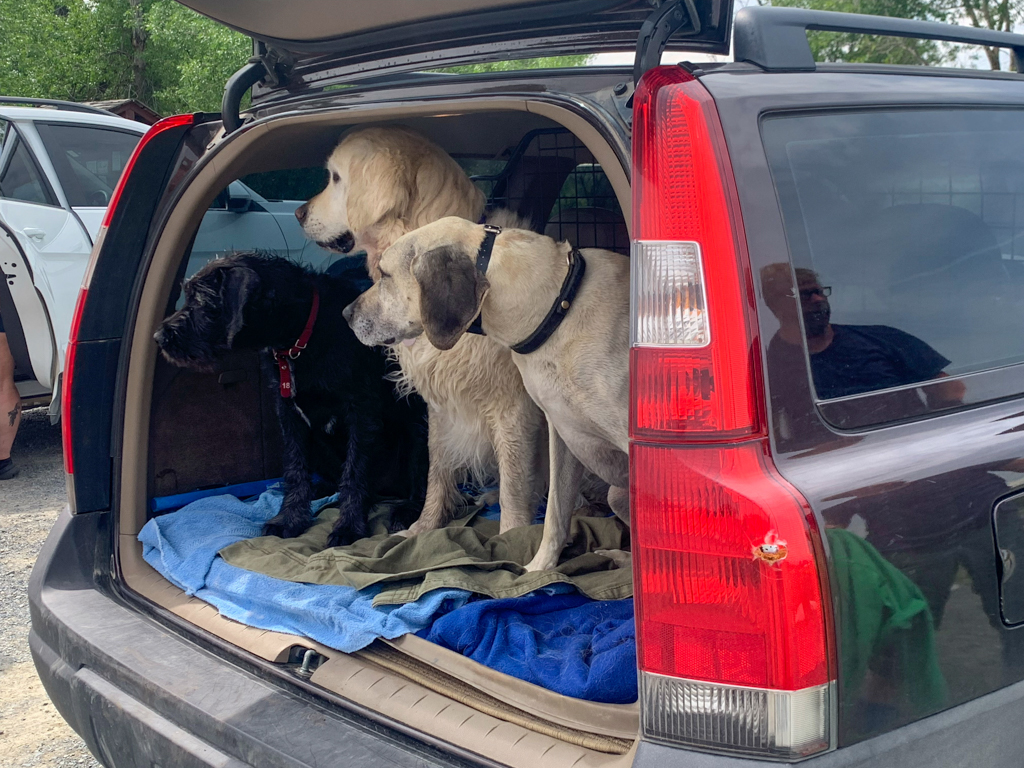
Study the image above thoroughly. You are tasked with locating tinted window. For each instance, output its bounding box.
[35,123,139,207]
[763,109,1024,408]
[0,136,55,205]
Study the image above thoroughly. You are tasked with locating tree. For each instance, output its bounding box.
[767,0,951,64]
[0,0,250,114]
[956,0,1024,69]
[0,3,591,115]
[439,56,593,74]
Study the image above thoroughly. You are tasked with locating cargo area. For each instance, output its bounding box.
[115,102,640,767]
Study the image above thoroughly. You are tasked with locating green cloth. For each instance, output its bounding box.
[827,528,947,717]
[219,505,633,606]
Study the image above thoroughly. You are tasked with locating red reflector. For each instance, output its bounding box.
[61,287,88,475]
[631,440,833,691]
[102,113,195,228]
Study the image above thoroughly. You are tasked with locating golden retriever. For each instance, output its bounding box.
[298,126,548,537]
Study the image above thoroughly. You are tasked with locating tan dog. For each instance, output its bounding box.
[344,217,630,571]
[298,126,547,537]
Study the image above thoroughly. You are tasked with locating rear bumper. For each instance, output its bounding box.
[28,507,472,768]
[30,507,1024,768]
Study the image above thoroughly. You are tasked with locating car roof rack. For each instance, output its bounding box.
[0,96,112,116]
[733,6,1024,72]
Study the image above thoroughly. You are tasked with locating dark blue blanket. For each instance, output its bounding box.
[419,591,637,704]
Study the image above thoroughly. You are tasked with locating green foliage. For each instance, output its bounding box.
[0,0,249,114]
[0,0,134,102]
[768,0,950,65]
[144,2,251,114]
[437,56,593,74]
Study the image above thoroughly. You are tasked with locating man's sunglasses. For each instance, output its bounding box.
[791,286,831,300]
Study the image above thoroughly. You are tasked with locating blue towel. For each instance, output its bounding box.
[419,591,637,703]
[139,488,471,652]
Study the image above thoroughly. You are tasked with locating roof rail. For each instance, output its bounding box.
[0,96,112,115]
[733,6,1024,72]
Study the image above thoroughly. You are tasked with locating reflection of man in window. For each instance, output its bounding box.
[762,265,965,406]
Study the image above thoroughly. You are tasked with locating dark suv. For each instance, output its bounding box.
[29,2,1024,766]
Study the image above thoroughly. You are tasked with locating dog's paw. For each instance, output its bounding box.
[524,551,559,572]
[263,513,312,540]
[406,517,441,537]
[595,549,632,569]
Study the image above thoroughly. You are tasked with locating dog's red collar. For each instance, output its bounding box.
[273,287,320,398]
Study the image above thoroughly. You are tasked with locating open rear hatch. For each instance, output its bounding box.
[176,0,733,97]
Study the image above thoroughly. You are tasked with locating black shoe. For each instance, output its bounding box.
[0,458,18,480]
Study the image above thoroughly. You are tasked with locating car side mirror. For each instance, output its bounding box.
[225,182,254,213]
[226,192,252,213]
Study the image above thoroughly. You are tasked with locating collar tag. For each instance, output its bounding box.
[273,285,319,398]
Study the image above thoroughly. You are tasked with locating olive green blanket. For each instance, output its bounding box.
[218,505,633,606]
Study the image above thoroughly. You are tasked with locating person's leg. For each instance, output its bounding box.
[0,332,21,476]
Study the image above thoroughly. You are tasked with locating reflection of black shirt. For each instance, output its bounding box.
[808,325,949,400]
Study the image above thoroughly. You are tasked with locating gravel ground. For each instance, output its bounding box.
[0,407,102,768]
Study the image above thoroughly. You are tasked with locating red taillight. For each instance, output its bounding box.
[61,287,88,475]
[630,67,762,441]
[66,113,194,479]
[102,113,195,228]
[632,441,830,691]
[629,67,834,759]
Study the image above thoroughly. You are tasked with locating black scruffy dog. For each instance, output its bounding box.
[154,252,428,546]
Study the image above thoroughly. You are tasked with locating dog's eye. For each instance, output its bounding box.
[378,268,390,279]
[332,171,340,184]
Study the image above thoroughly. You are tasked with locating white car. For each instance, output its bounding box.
[0,100,333,413]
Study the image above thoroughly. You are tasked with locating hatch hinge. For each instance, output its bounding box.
[633,0,703,85]
[221,41,295,135]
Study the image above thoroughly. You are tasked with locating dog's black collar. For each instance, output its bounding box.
[467,224,502,336]
[465,222,587,355]
[510,247,586,355]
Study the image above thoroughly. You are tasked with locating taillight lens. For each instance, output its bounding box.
[630,67,761,441]
[61,287,88,476]
[65,113,194,481]
[630,67,834,760]
[632,443,829,691]
[102,113,195,228]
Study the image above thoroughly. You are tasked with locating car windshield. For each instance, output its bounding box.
[34,123,140,207]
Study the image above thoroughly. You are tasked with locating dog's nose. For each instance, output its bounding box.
[342,302,357,325]
[153,327,167,346]
[295,203,309,225]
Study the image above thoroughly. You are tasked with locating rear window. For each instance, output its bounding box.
[35,123,139,207]
[763,109,1024,408]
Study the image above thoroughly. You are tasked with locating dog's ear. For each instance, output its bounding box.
[347,151,411,236]
[220,266,260,345]
[412,245,488,351]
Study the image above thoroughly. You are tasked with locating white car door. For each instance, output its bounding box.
[0,221,54,391]
[0,127,90,376]
[31,120,143,241]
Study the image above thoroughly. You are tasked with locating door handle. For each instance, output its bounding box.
[21,228,46,241]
